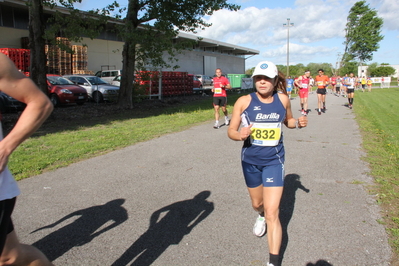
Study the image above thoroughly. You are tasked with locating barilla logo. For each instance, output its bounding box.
[255,113,280,121]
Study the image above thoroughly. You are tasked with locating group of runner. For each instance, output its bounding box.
[286,70,375,114]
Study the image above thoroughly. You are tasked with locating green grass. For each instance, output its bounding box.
[354,87,399,258]
[8,93,243,180]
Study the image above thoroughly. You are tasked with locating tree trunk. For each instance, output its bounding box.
[117,42,136,109]
[28,0,48,94]
[117,0,140,109]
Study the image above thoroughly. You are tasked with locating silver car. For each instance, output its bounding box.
[64,75,119,103]
[195,75,213,87]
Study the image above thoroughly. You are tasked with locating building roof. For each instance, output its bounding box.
[176,32,259,56]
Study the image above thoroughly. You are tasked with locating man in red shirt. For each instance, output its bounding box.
[212,68,231,129]
[315,69,329,115]
[295,70,312,115]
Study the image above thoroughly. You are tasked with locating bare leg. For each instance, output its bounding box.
[263,187,283,255]
[247,185,264,214]
[0,231,53,266]
[221,106,228,117]
[213,105,220,122]
[303,97,308,113]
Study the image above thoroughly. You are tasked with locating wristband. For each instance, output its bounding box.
[295,120,300,129]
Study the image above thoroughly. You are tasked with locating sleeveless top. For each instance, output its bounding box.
[241,92,286,166]
[300,76,310,89]
[0,122,20,201]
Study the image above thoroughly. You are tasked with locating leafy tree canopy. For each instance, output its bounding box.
[369,65,396,77]
[343,1,384,65]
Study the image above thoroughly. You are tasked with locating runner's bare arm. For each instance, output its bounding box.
[0,53,53,172]
[227,95,252,141]
[279,93,307,129]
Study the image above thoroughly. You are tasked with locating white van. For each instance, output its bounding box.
[95,69,122,83]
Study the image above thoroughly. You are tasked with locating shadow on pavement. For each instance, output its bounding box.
[279,174,310,264]
[111,191,214,266]
[31,199,128,261]
[306,259,334,266]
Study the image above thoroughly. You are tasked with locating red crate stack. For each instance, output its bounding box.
[110,70,193,97]
[0,48,31,72]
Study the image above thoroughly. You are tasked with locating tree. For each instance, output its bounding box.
[116,0,239,109]
[245,67,255,76]
[370,65,396,77]
[28,0,47,93]
[342,1,383,69]
[339,61,358,76]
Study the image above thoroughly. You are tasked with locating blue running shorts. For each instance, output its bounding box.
[242,161,285,188]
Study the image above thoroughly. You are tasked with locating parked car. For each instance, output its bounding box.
[111,75,139,87]
[0,92,26,113]
[46,74,88,106]
[190,75,204,94]
[95,69,122,83]
[195,74,213,87]
[64,75,119,103]
[111,75,122,87]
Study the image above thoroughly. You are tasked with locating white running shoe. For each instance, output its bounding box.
[267,263,275,266]
[253,214,266,237]
[213,121,219,129]
[225,118,230,126]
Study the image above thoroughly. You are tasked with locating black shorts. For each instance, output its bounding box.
[0,198,16,254]
[213,97,227,107]
[347,89,355,94]
[317,88,327,95]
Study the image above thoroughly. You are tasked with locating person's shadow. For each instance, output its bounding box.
[31,199,128,261]
[112,191,214,266]
[279,174,310,264]
[307,260,334,266]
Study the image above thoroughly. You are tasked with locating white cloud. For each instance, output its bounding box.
[373,0,399,31]
[197,1,349,47]
[194,0,397,67]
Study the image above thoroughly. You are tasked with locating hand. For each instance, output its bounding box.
[297,116,308,128]
[0,147,10,173]
[239,124,253,140]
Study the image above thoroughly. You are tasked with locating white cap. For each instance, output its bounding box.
[252,61,278,78]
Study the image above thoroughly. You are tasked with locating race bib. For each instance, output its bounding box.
[317,81,324,86]
[214,88,222,94]
[250,122,281,146]
[301,84,308,89]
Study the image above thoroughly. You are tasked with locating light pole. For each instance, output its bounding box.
[283,18,294,77]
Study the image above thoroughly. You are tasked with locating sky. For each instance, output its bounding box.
[76,0,399,70]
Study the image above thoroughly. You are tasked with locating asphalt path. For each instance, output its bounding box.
[13,91,391,265]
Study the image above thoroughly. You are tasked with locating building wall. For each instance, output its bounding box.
[80,37,123,73]
[1,27,247,76]
[161,50,246,76]
[0,27,28,48]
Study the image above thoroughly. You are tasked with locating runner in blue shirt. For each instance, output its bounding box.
[286,76,294,99]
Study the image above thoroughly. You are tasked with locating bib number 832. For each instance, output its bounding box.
[253,129,276,140]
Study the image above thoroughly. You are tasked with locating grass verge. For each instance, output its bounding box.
[353,87,399,262]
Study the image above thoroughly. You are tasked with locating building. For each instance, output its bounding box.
[0,0,259,76]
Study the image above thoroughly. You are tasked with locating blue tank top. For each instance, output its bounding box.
[241,92,286,166]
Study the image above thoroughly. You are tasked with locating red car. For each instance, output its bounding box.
[46,74,88,106]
